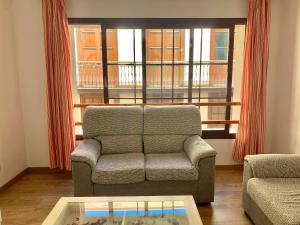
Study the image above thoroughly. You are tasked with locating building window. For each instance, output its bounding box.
[69,19,246,138]
[214,32,229,60]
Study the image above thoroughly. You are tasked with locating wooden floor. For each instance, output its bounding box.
[0,169,253,225]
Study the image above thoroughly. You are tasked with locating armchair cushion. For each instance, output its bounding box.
[95,135,143,154]
[184,135,217,167]
[83,106,143,138]
[144,105,202,135]
[245,154,300,178]
[145,152,198,181]
[143,135,188,153]
[70,139,101,170]
[92,153,145,184]
[247,178,300,225]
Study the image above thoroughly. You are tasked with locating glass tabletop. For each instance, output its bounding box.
[57,200,189,225]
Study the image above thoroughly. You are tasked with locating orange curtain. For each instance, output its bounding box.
[42,0,75,170]
[233,0,271,162]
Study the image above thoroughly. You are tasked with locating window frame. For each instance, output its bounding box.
[69,18,247,139]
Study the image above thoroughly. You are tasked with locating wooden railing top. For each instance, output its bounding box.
[75,120,239,126]
[73,102,241,125]
[74,102,241,108]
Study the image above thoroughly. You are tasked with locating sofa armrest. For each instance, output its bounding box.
[245,154,300,178]
[242,160,254,207]
[70,139,101,170]
[184,135,217,167]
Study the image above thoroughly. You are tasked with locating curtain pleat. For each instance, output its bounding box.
[233,0,271,163]
[42,0,75,170]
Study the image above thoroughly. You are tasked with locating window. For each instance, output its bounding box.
[214,32,229,60]
[69,19,246,138]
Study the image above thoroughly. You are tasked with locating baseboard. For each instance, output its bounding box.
[0,168,28,193]
[216,164,243,170]
[26,167,71,174]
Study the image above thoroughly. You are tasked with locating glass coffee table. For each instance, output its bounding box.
[42,196,202,225]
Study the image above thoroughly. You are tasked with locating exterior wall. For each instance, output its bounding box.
[0,0,27,186]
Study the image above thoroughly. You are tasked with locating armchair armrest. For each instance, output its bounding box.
[70,139,101,170]
[184,135,217,166]
[245,154,300,178]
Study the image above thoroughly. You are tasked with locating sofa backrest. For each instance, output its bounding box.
[143,105,202,153]
[83,106,143,154]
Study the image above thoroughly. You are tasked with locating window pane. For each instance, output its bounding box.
[200,98,226,131]
[215,48,227,60]
[107,29,142,63]
[215,32,228,47]
[192,64,228,99]
[146,29,189,64]
[212,29,229,61]
[146,29,189,103]
[174,65,189,99]
[107,29,143,102]
[108,65,143,100]
[174,29,189,64]
[70,25,104,135]
[162,29,174,63]
[73,25,103,90]
[231,24,246,133]
[161,63,186,100]
[106,29,118,63]
[109,99,143,104]
[146,29,162,63]
[146,65,162,100]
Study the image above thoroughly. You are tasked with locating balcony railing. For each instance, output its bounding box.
[76,61,228,89]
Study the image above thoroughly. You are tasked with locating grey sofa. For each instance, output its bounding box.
[243,154,300,225]
[71,105,217,203]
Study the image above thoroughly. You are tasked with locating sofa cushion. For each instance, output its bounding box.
[92,153,145,184]
[144,135,188,153]
[144,105,202,135]
[83,106,143,138]
[145,152,198,181]
[95,135,143,154]
[247,178,300,225]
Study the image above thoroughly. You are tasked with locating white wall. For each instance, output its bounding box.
[67,0,248,18]
[0,0,27,186]
[12,0,49,167]
[267,0,300,154]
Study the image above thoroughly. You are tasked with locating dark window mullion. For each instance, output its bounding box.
[225,26,235,132]
[160,29,163,102]
[133,29,137,103]
[101,27,109,103]
[188,28,194,103]
[198,29,203,103]
[142,29,146,103]
[171,29,175,102]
